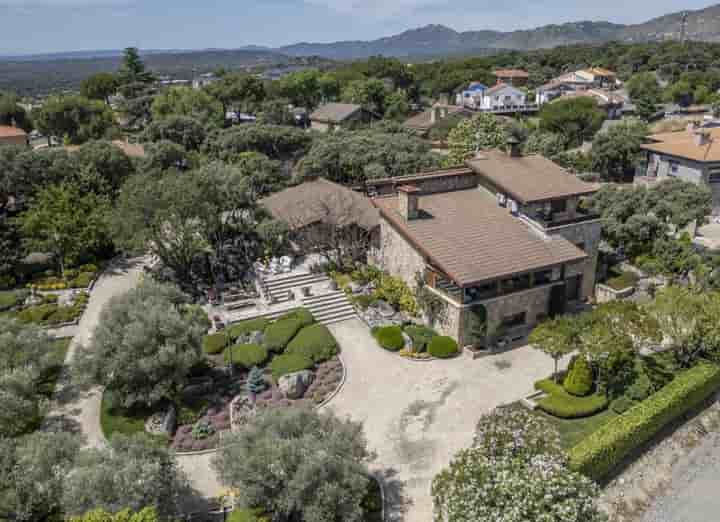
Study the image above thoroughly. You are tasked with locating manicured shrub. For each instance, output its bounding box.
[203,333,228,355]
[286,324,338,363]
[373,326,404,351]
[47,306,80,324]
[0,291,20,312]
[428,336,459,358]
[604,271,639,291]
[404,325,438,352]
[70,272,95,288]
[227,508,269,522]
[224,343,269,368]
[277,308,315,328]
[569,363,720,481]
[43,293,59,304]
[352,294,376,310]
[270,353,313,380]
[263,318,303,353]
[227,317,270,342]
[610,396,636,414]
[17,304,58,324]
[563,356,593,397]
[538,393,609,419]
[79,263,99,273]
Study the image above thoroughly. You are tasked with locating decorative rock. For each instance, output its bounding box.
[145,404,177,435]
[376,300,396,319]
[278,370,314,399]
[349,282,363,294]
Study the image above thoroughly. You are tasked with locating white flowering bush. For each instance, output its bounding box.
[473,404,563,461]
[432,449,606,522]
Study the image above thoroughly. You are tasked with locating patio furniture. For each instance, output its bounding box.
[301,286,311,297]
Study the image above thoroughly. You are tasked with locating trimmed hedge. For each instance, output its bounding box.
[70,272,95,289]
[270,353,313,380]
[263,318,303,353]
[373,326,404,351]
[404,325,438,352]
[564,356,593,397]
[227,508,269,522]
[428,336,459,358]
[535,378,609,419]
[569,362,720,481]
[286,323,338,363]
[277,307,315,328]
[224,343,269,368]
[203,333,228,355]
[0,291,19,311]
[227,317,269,342]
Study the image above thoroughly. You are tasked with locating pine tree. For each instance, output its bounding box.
[246,366,267,396]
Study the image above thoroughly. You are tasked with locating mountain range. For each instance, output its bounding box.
[4,3,720,63]
[277,3,720,59]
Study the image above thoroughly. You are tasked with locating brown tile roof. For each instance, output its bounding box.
[586,67,617,77]
[485,83,524,96]
[558,89,625,106]
[374,189,586,287]
[493,69,529,78]
[261,178,379,231]
[0,125,27,138]
[402,105,472,132]
[367,166,474,187]
[641,128,720,162]
[309,103,363,123]
[111,140,146,158]
[466,150,599,203]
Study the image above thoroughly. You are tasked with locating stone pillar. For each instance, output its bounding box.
[397,185,421,220]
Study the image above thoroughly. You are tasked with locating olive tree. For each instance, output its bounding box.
[76,281,208,409]
[62,435,188,519]
[212,408,371,522]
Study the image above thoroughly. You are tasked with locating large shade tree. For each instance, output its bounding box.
[33,96,115,145]
[76,280,208,409]
[446,112,506,165]
[213,408,371,522]
[539,97,604,148]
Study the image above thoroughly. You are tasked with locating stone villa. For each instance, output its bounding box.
[369,147,601,347]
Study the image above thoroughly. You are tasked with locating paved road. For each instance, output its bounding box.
[642,431,720,522]
[325,319,555,522]
[43,257,148,446]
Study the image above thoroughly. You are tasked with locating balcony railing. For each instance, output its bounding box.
[526,208,600,229]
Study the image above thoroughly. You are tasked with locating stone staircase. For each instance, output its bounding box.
[301,291,356,325]
[263,272,330,304]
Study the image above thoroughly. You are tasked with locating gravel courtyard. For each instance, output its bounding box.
[325,319,556,522]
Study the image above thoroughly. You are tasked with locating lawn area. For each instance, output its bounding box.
[100,391,167,443]
[531,407,618,449]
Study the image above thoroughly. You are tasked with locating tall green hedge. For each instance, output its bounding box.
[286,323,338,363]
[263,318,303,353]
[569,362,720,481]
[227,317,270,342]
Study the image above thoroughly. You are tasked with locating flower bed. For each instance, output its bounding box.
[11,291,89,326]
[29,263,100,290]
[534,378,609,419]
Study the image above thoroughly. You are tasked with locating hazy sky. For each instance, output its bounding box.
[0,0,716,55]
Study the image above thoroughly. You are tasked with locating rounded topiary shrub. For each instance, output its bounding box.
[278,308,315,328]
[263,318,303,353]
[270,353,313,380]
[203,333,228,355]
[563,356,593,397]
[373,325,404,351]
[224,343,269,368]
[428,336,459,358]
[404,325,438,352]
[286,323,338,363]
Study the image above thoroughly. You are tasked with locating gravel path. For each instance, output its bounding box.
[43,257,148,445]
[325,319,555,522]
[642,431,720,522]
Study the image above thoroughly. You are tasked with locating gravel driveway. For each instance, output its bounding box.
[325,319,555,522]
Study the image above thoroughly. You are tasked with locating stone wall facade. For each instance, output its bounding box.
[376,217,427,290]
[546,220,602,300]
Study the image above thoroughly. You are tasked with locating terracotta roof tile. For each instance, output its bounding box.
[493,69,529,78]
[466,150,599,203]
[261,178,379,231]
[309,103,363,123]
[641,127,720,162]
[0,125,27,138]
[374,189,586,287]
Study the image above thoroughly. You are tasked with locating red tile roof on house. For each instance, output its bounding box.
[0,125,27,138]
[374,189,586,287]
[493,69,529,78]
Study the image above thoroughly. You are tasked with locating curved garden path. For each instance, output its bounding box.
[42,261,554,520]
[42,256,223,501]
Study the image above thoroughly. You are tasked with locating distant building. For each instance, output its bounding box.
[557,89,627,119]
[192,73,218,89]
[480,84,527,111]
[493,69,529,87]
[309,103,379,132]
[403,103,473,137]
[641,124,720,212]
[536,67,621,106]
[455,82,488,109]
[0,125,29,147]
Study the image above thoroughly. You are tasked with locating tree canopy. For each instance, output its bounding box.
[539,97,604,148]
[33,96,115,145]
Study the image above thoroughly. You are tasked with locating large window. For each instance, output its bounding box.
[501,274,531,294]
[534,269,553,286]
[502,312,526,329]
[550,199,567,213]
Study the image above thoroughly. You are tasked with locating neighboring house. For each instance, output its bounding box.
[559,89,627,119]
[536,67,621,106]
[309,103,378,132]
[480,84,527,111]
[192,73,218,89]
[640,125,720,212]
[0,125,29,147]
[403,103,473,137]
[493,69,529,87]
[535,80,581,105]
[371,147,601,347]
[455,82,488,109]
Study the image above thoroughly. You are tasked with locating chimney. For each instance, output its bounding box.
[694,129,711,147]
[506,136,522,157]
[397,185,421,221]
[430,105,441,124]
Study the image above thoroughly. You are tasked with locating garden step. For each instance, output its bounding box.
[316,309,357,325]
[301,291,348,305]
[305,299,354,316]
[264,274,329,291]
